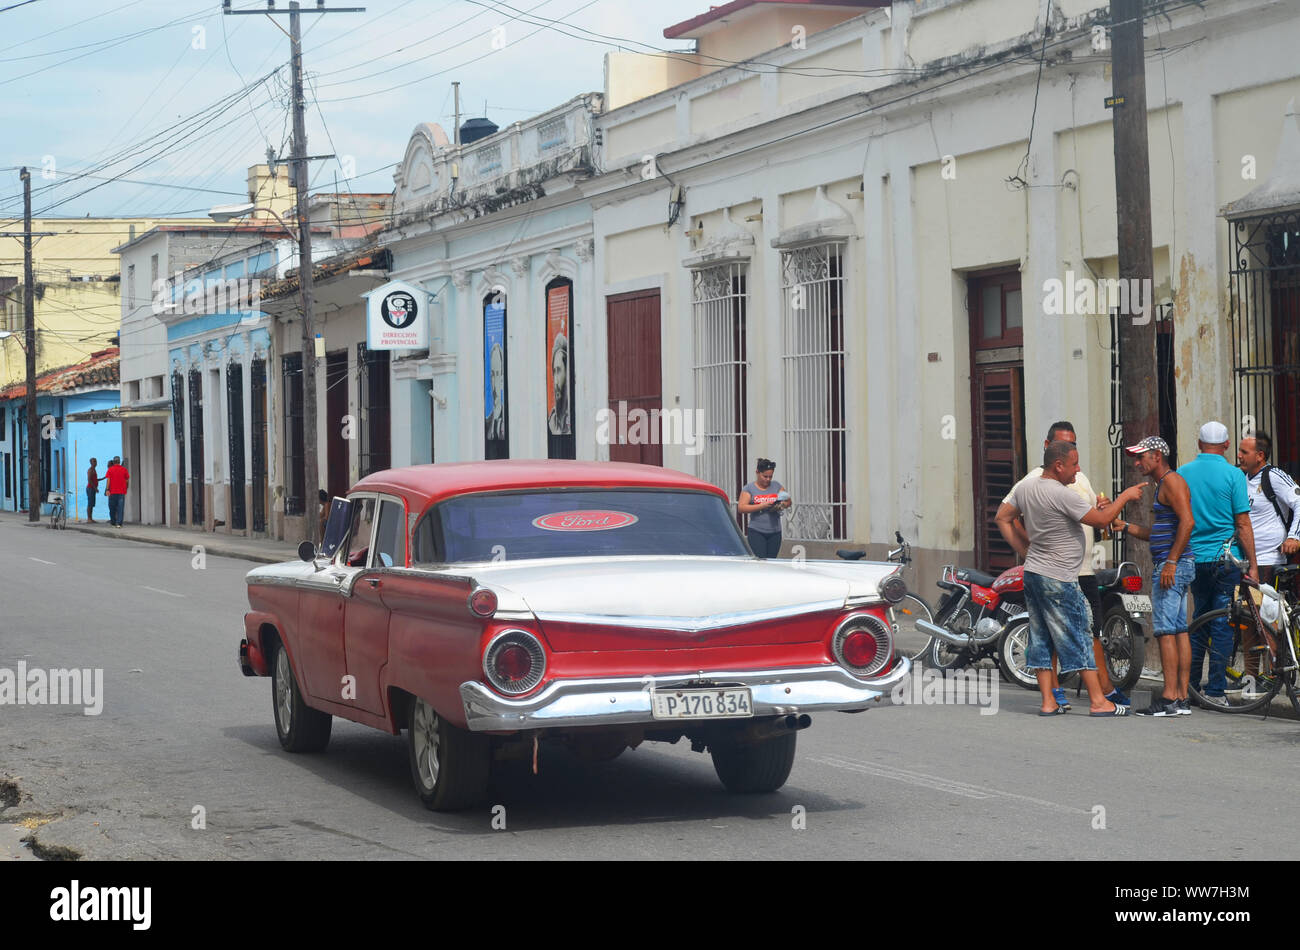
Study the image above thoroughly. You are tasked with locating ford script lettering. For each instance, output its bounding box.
[532,510,639,531]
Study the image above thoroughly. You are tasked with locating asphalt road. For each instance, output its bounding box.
[2,517,1299,861]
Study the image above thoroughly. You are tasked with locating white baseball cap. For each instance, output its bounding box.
[1198,421,1229,444]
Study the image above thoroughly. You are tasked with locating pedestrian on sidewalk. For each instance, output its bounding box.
[1235,430,1300,584]
[738,458,790,559]
[105,456,129,528]
[85,458,100,523]
[996,440,1146,716]
[1179,421,1258,704]
[1001,420,1131,707]
[1113,437,1196,717]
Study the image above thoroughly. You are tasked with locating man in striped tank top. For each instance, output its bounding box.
[1112,437,1196,717]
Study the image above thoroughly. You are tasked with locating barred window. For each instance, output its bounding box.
[781,243,847,541]
[692,263,749,502]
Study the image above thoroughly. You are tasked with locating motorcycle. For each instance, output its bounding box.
[914,563,1028,681]
[948,562,1150,693]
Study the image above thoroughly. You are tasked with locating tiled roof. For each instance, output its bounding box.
[260,246,391,301]
[0,346,119,401]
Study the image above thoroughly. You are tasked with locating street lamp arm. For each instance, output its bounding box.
[207,203,300,244]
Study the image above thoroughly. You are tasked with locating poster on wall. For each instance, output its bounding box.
[365,280,428,350]
[484,295,508,459]
[546,278,575,459]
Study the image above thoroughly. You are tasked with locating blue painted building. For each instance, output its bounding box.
[0,347,121,517]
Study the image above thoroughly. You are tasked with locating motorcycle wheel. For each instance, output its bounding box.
[1101,605,1146,694]
[925,634,970,672]
[997,621,1040,690]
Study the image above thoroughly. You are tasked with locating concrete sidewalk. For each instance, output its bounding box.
[4,511,297,564]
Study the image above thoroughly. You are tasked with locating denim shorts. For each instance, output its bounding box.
[1022,571,1095,674]
[1150,558,1194,635]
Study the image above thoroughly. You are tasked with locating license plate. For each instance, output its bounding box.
[1120,594,1152,613]
[652,688,753,720]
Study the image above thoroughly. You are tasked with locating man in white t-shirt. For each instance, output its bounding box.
[1236,431,1300,584]
[1001,421,1130,707]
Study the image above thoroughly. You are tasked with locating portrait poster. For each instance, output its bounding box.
[545,278,575,459]
[484,296,508,459]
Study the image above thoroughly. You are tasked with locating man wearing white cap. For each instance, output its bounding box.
[1177,421,1258,705]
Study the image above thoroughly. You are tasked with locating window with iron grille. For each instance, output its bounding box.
[282,353,304,516]
[780,243,847,540]
[357,343,391,477]
[692,262,749,503]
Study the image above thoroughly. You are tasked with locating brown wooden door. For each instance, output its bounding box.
[972,365,1026,570]
[969,271,1026,571]
[606,290,662,465]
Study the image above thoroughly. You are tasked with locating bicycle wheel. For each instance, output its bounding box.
[890,593,935,661]
[1187,607,1280,713]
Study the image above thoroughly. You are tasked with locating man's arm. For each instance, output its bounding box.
[995,502,1029,559]
[1235,511,1259,581]
[1080,483,1147,528]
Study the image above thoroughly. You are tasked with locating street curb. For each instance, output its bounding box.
[16,519,290,565]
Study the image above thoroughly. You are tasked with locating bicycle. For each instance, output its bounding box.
[1186,556,1300,715]
[837,531,934,662]
[45,491,66,530]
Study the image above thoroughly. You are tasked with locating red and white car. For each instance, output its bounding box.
[240,460,910,810]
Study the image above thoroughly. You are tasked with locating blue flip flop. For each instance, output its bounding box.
[1038,705,1068,716]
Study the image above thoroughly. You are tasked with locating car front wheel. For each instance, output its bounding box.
[272,644,332,753]
[710,731,796,793]
[407,697,491,811]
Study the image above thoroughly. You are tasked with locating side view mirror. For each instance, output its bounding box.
[298,540,316,562]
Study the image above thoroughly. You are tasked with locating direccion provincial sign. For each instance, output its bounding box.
[364,279,429,350]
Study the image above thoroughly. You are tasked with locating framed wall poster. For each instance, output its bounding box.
[546,277,575,459]
[484,294,508,459]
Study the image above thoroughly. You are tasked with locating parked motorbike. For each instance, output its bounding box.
[836,531,935,661]
[985,562,1149,693]
[915,563,1027,680]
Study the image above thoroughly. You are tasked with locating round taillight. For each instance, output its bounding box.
[831,614,892,678]
[841,631,878,668]
[483,630,546,695]
[469,588,498,617]
[880,574,907,604]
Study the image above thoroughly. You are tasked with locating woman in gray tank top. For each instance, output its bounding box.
[738,458,791,558]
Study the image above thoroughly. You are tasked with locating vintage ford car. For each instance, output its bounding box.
[240,460,911,810]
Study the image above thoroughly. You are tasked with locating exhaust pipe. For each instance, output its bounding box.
[742,714,812,742]
[916,618,1004,647]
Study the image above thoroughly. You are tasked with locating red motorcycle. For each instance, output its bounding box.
[916,562,1148,691]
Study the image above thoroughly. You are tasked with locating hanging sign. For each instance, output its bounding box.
[365,280,428,350]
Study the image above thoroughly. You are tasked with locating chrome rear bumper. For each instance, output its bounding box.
[459,658,911,732]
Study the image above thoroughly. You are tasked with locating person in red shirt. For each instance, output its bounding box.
[85,458,100,523]
[105,456,129,527]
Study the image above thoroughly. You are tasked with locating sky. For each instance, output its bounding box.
[0,0,717,223]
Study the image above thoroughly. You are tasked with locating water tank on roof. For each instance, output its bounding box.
[460,117,498,145]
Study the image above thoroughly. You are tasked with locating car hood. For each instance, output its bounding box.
[457,556,897,629]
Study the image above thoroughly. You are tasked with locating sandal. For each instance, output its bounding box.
[1038,705,1068,716]
[1089,704,1130,717]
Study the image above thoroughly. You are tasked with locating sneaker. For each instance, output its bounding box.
[1104,688,1131,707]
[1051,687,1071,710]
[1136,697,1178,717]
[1174,699,1191,715]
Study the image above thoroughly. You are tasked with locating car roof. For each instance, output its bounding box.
[351,460,731,510]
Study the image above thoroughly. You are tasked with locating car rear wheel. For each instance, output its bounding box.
[710,731,796,794]
[272,644,332,753]
[407,697,491,811]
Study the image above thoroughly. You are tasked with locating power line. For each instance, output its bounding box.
[0,0,41,13]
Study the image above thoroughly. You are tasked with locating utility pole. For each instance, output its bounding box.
[1110,0,1158,580]
[21,167,38,523]
[225,0,362,546]
[453,81,461,145]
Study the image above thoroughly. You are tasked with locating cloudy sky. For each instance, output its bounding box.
[0,0,715,222]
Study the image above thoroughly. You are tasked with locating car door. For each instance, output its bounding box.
[296,493,375,704]
[343,493,405,715]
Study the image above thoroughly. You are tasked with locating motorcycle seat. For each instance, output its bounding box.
[836,549,867,560]
[956,567,999,587]
[1095,567,1119,587]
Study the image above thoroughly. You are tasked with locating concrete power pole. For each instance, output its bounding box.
[225,0,362,546]
[1110,0,1158,578]
[22,167,39,523]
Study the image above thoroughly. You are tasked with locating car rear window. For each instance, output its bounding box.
[417,489,748,563]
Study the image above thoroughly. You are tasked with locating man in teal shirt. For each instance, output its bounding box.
[1178,421,1258,703]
